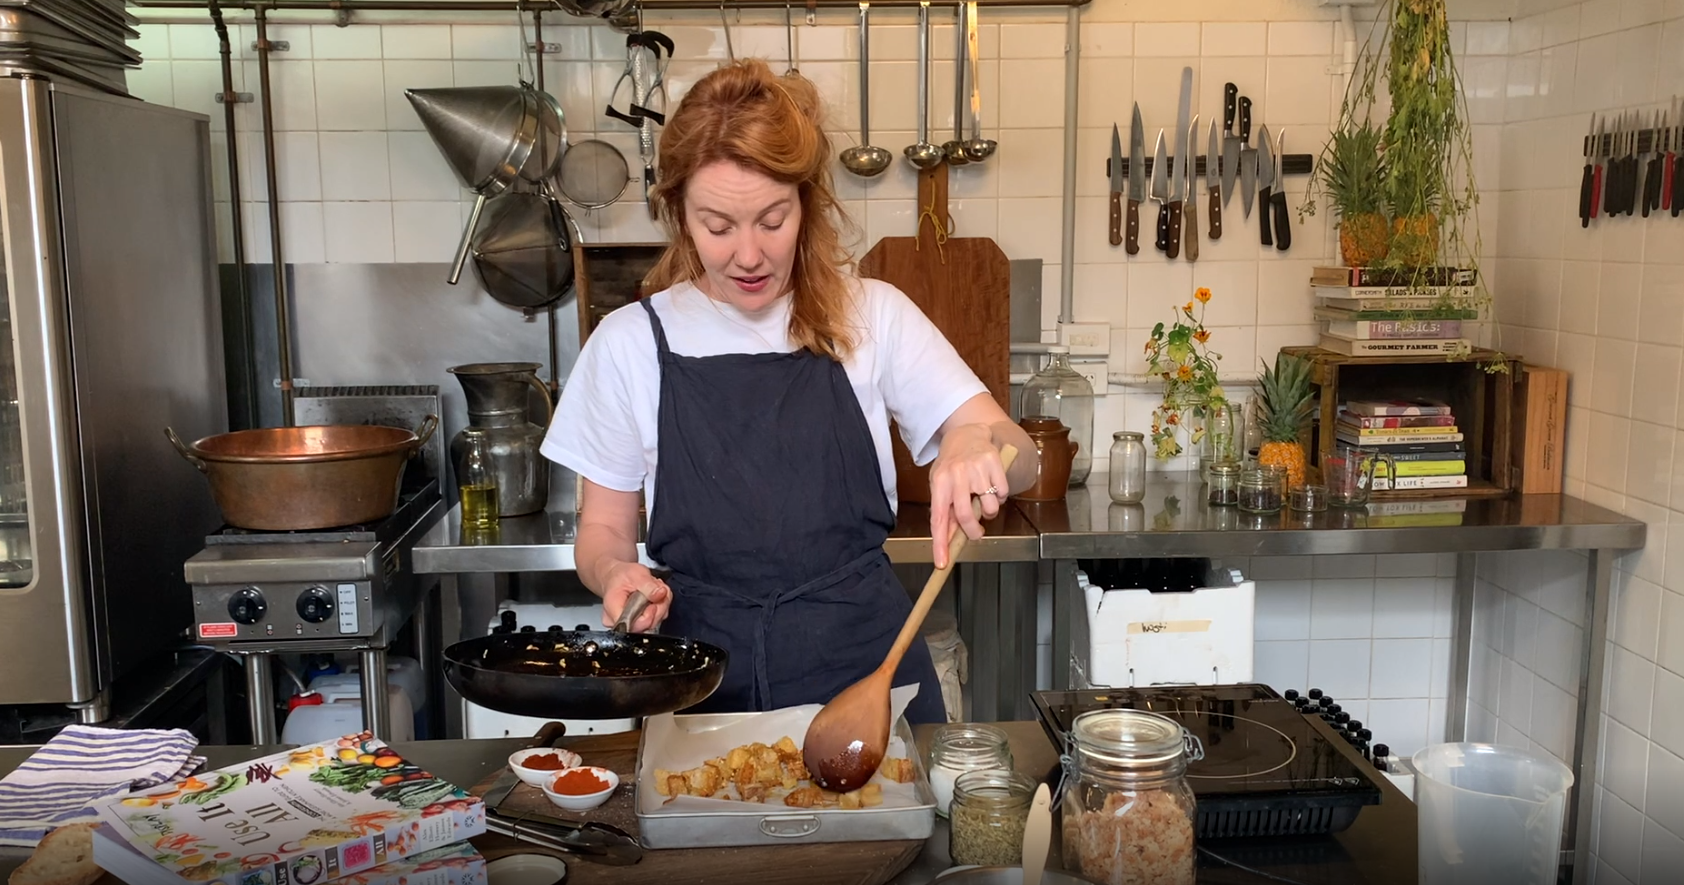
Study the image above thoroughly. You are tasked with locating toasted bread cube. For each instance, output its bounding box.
[686,764,724,797]
[664,774,689,798]
[653,769,676,796]
[783,785,824,808]
[739,782,771,803]
[839,789,863,810]
[879,757,916,784]
[726,746,751,771]
[860,783,884,807]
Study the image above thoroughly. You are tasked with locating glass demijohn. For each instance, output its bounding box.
[1021,346,1095,485]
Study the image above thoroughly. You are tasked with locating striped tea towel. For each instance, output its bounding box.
[0,725,205,847]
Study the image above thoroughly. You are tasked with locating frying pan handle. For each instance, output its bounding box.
[526,374,555,425]
[523,720,569,750]
[614,590,651,634]
[409,415,440,449]
[164,427,207,473]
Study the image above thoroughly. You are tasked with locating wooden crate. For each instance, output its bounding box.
[1281,346,1520,500]
[575,242,664,344]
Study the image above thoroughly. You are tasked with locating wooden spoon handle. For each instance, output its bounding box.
[880,445,1018,673]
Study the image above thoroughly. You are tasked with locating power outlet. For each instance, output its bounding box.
[1059,322,1110,356]
[1069,358,1109,393]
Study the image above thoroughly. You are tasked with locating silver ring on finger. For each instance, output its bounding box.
[983,486,1000,497]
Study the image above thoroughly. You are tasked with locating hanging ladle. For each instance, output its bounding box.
[940,1,969,166]
[961,1,995,162]
[903,0,944,171]
[803,445,1018,791]
[839,2,891,177]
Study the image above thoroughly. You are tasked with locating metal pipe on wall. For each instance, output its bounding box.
[1057,5,1078,325]
[533,7,561,395]
[254,5,297,426]
[207,0,259,430]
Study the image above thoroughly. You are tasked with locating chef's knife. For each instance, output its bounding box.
[1109,124,1125,247]
[1605,113,1621,217]
[1220,82,1239,207]
[1579,113,1597,228]
[1184,114,1200,262]
[1166,66,1192,260]
[1644,110,1666,216]
[1207,118,1223,240]
[1257,124,1275,246]
[1270,127,1291,251]
[1150,131,1170,252]
[1127,102,1146,254]
[1238,96,1256,219]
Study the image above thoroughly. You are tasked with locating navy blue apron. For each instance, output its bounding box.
[639,298,946,724]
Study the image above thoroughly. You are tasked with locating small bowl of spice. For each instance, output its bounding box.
[542,766,619,811]
[508,748,584,788]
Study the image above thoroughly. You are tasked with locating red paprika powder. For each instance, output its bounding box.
[551,768,609,795]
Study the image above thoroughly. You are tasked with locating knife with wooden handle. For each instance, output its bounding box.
[1126,102,1145,255]
[1109,124,1124,247]
[1183,114,1200,262]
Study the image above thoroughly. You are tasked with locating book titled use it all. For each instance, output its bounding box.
[91,732,486,885]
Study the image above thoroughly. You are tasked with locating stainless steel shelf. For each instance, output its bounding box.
[1024,476,1646,559]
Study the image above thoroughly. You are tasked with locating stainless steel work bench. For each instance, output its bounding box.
[413,474,1643,885]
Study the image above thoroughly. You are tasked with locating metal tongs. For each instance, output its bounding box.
[606,30,674,210]
[485,807,643,865]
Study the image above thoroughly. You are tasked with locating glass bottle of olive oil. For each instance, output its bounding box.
[458,428,499,533]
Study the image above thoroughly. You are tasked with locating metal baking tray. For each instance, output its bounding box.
[634,712,937,849]
[0,9,139,63]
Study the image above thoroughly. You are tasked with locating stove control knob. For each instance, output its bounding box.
[228,587,268,625]
[296,586,335,623]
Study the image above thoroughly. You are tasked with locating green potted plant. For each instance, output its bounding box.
[1321,121,1390,267]
[1383,0,1457,267]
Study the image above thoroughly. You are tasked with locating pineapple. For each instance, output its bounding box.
[1321,123,1389,267]
[1257,354,1315,489]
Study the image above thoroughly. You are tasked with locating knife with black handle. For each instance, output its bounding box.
[1579,114,1596,228]
[1271,129,1291,251]
[1257,124,1274,247]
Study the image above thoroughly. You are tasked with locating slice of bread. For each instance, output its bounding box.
[8,822,105,885]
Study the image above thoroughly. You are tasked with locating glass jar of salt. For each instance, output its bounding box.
[927,723,1013,817]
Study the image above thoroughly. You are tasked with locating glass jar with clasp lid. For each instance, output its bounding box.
[927,723,1013,817]
[1061,709,1200,885]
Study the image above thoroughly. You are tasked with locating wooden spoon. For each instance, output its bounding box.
[802,445,1019,791]
[1021,782,1052,885]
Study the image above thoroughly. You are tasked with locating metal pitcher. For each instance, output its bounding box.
[448,363,553,517]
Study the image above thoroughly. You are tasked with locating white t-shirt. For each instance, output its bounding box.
[542,278,987,514]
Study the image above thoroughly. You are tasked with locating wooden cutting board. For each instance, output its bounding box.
[859,163,1012,505]
[470,730,923,885]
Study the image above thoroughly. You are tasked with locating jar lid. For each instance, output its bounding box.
[1113,431,1143,441]
[1071,709,1186,767]
[931,723,1012,768]
[1207,462,1241,476]
[1046,344,1070,354]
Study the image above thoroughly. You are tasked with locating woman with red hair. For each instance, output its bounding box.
[543,60,1034,723]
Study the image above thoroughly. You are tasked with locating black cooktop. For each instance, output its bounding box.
[205,476,442,547]
[1033,683,1382,838]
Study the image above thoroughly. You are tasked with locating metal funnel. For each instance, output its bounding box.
[470,191,575,309]
[405,85,533,192]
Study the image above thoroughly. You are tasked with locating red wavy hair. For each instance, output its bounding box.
[645,59,858,360]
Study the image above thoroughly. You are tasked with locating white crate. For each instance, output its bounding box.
[1073,564,1255,689]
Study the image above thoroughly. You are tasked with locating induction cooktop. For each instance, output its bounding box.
[1032,683,1383,838]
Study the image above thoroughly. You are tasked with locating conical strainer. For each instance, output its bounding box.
[470,190,576,309]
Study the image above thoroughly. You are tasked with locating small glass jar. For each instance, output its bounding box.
[1238,467,1282,513]
[1062,709,1198,885]
[927,723,1013,817]
[1108,431,1147,504]
[458,428,499,531]
[950,769,1037,867]
[1205,462,1241,507]
[1291,483,1328,512]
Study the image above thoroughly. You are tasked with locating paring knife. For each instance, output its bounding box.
[1184,113,1200,262]
[1109,124,1125,247]
[1257,124,1275,246]
[1220,82,1239,208]
[1238,96,1256,219]
[1127,103,1146,254]
[1166,66,1192,260]
[1270,127,1291,251]
[1207,118,1223,240]
[1151,131,1170,252]
[1579,113,1598,228]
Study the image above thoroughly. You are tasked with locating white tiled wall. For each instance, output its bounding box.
[1487,0,1682,881]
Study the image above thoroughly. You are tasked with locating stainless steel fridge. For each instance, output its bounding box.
[0,75,225,716]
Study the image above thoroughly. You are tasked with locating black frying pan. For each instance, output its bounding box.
[443,593,727,720]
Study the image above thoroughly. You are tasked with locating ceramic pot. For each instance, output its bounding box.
[1016,417,1077,502]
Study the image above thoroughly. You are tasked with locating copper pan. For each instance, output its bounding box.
[165,418,438,531]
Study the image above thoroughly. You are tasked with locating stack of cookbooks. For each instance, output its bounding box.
[88,731,488,885]
[1335,399,1468,491]
[1312,266,1478,357]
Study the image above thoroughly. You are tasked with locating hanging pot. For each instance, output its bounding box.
[406,83,567,284]
[471,190,577,309]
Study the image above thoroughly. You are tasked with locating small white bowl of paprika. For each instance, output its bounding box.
[540,766,619,811]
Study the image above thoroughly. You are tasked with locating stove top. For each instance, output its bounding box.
[1033,683,1382,838]
[205,477,441,548]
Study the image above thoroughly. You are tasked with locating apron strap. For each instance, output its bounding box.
[639,298,674,363]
